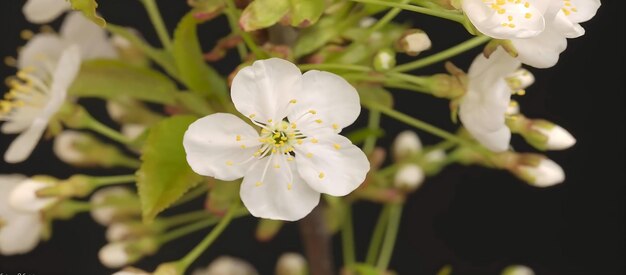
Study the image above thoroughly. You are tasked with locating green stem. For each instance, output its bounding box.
[178,202,241,272]
[365,205,390,265]
[376,203,403,271]
[392,36,491,72]
[298,63,372,72]
[65,200,93,213]
[223,0,267,59]
[161,210,213,229]
[157,217,219,244]
[368,0,410,33]
[383,82,431,94]
[363,110,381,155]
[387,72,429,86]
[140,0,173,51]
[349,0,465,22]
[341,203,356,267]
[86,119,133,145]
[92,175,136,186]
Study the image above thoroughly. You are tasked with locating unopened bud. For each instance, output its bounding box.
[512,154,565,187]
[397,29,431,56]
[373,48,396,71]
[392,131,422,161]
[194,256,258,275]
[502,265,535,275]
[531,121,576,150]
[393,164,425,192]
[90,187,141,225]
[100,237,159,269]
[276,253,307,275]
[54,131,137,168]
[106,221,163,242]
[9,177,59,212]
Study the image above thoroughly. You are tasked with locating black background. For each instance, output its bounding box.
[0,1,623,274]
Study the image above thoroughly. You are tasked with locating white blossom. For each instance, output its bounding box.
[459,48,523,152]
[0,175,43,255]
[9,178,58,213]
[99,242,130,268]
[184,58,370,221]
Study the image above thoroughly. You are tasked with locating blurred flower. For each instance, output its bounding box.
[393,164,425,192]
[22,0,71,24]
[193,256,258,275]
[184,58,369,221]
[2,46,81,163]
[459,47,522,152]
[397,29,432,56]
[391,130,422,161]
[0,174,43,255]
[501,265,535,275]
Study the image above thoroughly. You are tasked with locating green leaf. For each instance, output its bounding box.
[69,59,177,104]
[68,0,106,27]
[288,0,325,27]
[293,10,365,58]
[240,0,290,31]
[107,24,180,79]
[172,12,227,98]
[136,115,203,222]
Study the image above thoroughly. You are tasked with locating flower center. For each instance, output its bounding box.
[257,120,302,157]
[483,0,536,29]
[0,67,50,119]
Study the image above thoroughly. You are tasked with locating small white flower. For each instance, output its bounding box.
[22,0,71,24]
[393,164,425,192]
[2,45,81,163]
[532,123,576,150]
[522,157,565,187]
[99,242,130,268]
[459,48,522,152]
[194,256,258,275]
[399,30,432,56]
[511,0,601,68]
[184,58,370,221]
[392,130,423,161]
[0,174,43,255]
[275,253,307,275]
[8,178,58,213]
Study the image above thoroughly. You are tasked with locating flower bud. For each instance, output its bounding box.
[397,29,431,56]
[9,177,58,212]
[531,122,576,151]
[276,253,307,275]
[392,131,422,161]
[194,256,258,275]
[54,130,138,168]
[99,242,130,268]
[373,48,396,72]
[511,154,565,187]
[393,164,425,192]
[90,187,141,226]
[106,221,163,242]
[501,265,535,275]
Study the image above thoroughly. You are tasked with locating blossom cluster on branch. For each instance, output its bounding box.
[1,0,599,274]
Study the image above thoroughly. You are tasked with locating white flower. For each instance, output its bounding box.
[394,164,425,192]
[0,175,43,255]
[462,0,560,39]
[391,130,422,161]
[99,242,130,268]
[183,58,370,221]
[522,157,565,187]
[23,0,71,24]
[193,256,258,275]
[2,45,81,163]
[459,48,522,152]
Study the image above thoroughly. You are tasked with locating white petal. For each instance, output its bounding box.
[17,34,67,70]
[561,0,601,23]
[0,212,42,255]
[460,48,518,151]
[535,125,576,150]
[4,119,47,163]
[1,118,33,134]
[511,26,568,68]
[287,70,361,135]
[550,12,585,38]
[240,155,320,221]
[8,178,57,212]
[22,0,70,24]
[231,58,302,122]
[295,134,369,196]
[462,0,546,39]
[525,158,565,187]
[183,113,261,181]
[44,45,81,118]
[60,12,118,60]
